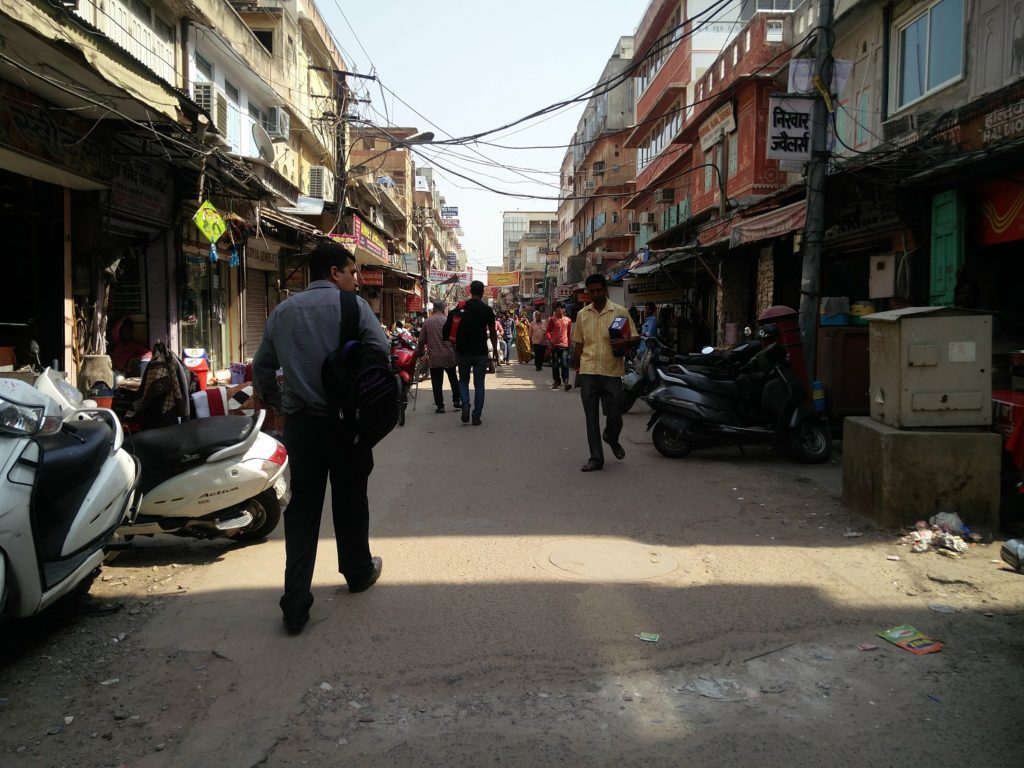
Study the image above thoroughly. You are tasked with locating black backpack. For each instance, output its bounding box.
[321,290,399,448]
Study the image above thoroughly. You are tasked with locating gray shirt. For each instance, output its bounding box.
[252,280,390,414]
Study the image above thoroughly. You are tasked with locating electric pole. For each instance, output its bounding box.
[798,0,835,380]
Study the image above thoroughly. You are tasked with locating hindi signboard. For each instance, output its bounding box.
[766,96,813,161]
[442,218,460,229]
[698,101,736,152]
[487,271,519,287]
[441,206,458,217]
[428,269,472,286]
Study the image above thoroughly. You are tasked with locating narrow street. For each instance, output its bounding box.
[2,364,1023,767]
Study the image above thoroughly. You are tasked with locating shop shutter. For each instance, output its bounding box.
[929,190,964,307]
[244,267,269,360]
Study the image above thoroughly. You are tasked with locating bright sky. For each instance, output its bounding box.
[320,0,650,273]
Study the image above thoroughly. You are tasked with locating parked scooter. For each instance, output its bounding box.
[642,341,831,463]
[0,379,140,618]
[622,333,763,414]
[390,331,417,426]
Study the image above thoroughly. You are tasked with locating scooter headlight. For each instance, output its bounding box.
[0,395,62,436]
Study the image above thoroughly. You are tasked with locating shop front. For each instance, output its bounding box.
[244,244,279,360]
[624,251,718,353]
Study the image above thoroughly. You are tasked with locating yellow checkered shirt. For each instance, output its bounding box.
[572,300,636,377]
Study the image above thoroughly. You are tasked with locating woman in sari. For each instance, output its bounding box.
[515,313,533,363]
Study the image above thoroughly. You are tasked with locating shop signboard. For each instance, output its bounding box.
[441,206,458,217]
[976,180,1024,245]
[446,252,458,269]
[111,157,173,223]
[766,96,813,161]
[428,269,471,286]
[442,218,460,228]
[352,215,389,262]
[546,250,560,266]
[402,252,420,272]
[406,289,424,312]
[487,271,519,286]
[359,269,385,286]
[246,246,278,271]
[698,101,736,152]
[554,286,574,299]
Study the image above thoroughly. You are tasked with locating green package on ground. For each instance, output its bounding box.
[878,624,943,655]
[636,632,660,643]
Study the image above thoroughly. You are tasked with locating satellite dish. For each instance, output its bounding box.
[252,123,275,163]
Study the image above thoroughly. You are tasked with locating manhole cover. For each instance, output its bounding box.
[540,540,679,581]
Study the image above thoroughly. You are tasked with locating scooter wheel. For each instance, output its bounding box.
[652,420,693,459]
[789,419,832,464]
[235,489,282,543]
[622,391,638,414]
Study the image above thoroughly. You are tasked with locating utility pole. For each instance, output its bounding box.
[797,0,835,381]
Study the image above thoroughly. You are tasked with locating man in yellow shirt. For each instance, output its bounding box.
[571,274,639,471]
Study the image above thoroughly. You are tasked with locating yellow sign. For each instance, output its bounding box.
[193,200,226,244]
[487,271,520,287]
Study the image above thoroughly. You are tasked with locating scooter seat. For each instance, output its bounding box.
[127,416,255,494]
[34,421,112,562]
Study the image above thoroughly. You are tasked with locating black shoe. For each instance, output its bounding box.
[603,437,625,460]
[435,405,445,414]
[581,460,603,472]
[461,403,470,423]
[453,401,462,409]
[564,384,572,391]
[551,382,561,389]
[472,416,482,426]
[282,611,309,635]
[348,557,383,594]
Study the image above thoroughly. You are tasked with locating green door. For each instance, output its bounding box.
[929,190,964,306]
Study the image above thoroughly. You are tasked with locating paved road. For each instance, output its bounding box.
[4,363,1023,767]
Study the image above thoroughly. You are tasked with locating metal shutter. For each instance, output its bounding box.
[244,267,268,360]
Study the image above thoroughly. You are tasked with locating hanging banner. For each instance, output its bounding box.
[766,96,813,161]
[487,271,519,286]
[428,269,472,286]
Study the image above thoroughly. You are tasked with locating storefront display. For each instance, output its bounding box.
[180,247,231,373]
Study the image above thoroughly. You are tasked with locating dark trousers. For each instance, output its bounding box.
[533,344,547,371]
[579,374,623,466]
[457,353,489,418]
[280,412,374,619]
[550,347,570,384]
[430,366,460,407]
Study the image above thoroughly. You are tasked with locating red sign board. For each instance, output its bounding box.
[406,292,424,312]
[977,180,1024,245]
[359,269,385,286]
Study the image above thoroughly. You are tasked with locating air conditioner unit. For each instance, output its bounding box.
[656,188,675,203]
[267,106,290,141]
[193,82,228,134]
[628,222,641,233]
[642,212,657,224]
[584,180,596,190]
[882,110,937,143]
[308,165,335,202]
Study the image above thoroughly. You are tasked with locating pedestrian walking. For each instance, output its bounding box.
[530,311,548,371]
[515,313,533,363]
[501,311,514,365]
[253,241,389,634]
[416,301,461,414]
[546,301,572,390]
[571,273,639,472]
[443,280,499,426]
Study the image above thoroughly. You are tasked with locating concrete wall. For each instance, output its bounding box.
[842,416,1001,529]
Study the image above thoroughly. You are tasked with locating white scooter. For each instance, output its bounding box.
[0,379,140,618]
[35,361,290,544]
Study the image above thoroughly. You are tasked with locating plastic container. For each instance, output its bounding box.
[184,357,209,391]
[850,301,876,326]
[812,381,826,412]
[820,313,849,326]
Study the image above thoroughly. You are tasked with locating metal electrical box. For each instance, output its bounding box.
[867,307,992,428]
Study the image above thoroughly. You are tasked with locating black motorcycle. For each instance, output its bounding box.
[642,342,831,463]
[622,336,763,413]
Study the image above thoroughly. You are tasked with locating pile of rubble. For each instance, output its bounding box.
[899,512,981,558]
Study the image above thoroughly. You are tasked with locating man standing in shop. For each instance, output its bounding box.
[253,241,389,634]
[444,279,498,426]
[572,273,639,472]
[416,301,461,413]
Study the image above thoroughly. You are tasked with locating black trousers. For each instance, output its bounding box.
[533,344,547,370]
[280,412,374,619]
[579,374,623,466]
[430,366,460,407]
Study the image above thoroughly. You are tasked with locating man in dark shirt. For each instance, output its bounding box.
[253,241,390,634]
[444,280,498,426]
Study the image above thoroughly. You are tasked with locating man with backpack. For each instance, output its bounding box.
[443,280,499,426]
[253,241,390,634]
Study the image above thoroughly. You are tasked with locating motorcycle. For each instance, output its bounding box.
[0,378,140,618]
[37,358,290,544]
[642,341,831,464]
[622,334,763,414]
[390,331,418,426]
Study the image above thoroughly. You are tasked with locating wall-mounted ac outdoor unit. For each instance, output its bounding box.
[308,165,335,202]
[656,188,675,203]
[267,106,291,141]
[882,110,937,143]
[642,212,657,224]
[193,82,228,134]
[628,222,641,233]
[584,180,596,190]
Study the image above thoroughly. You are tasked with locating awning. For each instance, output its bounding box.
[729,201,807,248]
[630,250,694,275]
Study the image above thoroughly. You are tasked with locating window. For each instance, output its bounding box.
[896,0,963,108]
[705,149,714,192]
[224,80,240,153]
[612,212,619,224]
[253,30,274,54]
[195,52,213,81]
[766,20,784,43]
[732,45,738,66]
[727,131,738,178]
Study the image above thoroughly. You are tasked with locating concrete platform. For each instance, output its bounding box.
[842,416,1001,530]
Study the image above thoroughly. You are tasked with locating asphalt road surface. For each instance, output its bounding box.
[2,363,1023,767]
